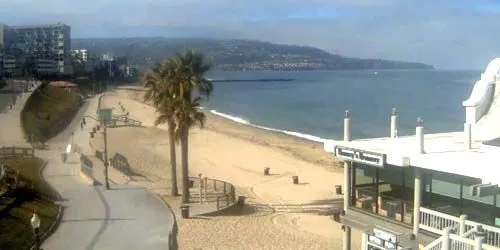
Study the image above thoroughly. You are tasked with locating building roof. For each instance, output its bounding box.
[324,58,500,186]
[9,23,68,29]
[49,81,78,88]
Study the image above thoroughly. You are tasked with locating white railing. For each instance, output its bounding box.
[450,234,476,250]
[463,221,500,248]
[423,236,444,250]
[420,207,461,235]
[420,207,500,249]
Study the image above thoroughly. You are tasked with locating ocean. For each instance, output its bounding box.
[203,70,481,142]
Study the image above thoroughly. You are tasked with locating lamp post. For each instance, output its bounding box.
[103,124,110,190]
[30,213,41,250]
[82,115,111,190]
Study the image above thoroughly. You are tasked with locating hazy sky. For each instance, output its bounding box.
[1,0,500,69]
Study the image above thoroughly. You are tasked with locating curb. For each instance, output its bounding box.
[31,160,65,250]
[156,194,179,250]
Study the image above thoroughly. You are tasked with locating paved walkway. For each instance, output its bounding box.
[37,95,177,250]
[0,81,40,147]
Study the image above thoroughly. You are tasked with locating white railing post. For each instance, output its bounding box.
[199,174,203,204]
[442,228,451,250]
[361,232,367,250]
[416,117,425,154]
[459,214,467,235]
[390,108,398,138]
[475,236,484,250]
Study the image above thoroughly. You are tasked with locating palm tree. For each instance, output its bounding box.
[142,62,179,196]
[163,50,213,204]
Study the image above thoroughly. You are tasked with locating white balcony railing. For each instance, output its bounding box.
[420,207,500,249]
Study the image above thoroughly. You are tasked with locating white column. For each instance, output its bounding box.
[390,108,398,138]
[343,161,350,213]
[413,168,422,237]
[464,123,472,149]
[442,228,451,250]
[361,232,368,250]
[342,110,351,250]
[459,214,467,236]
[344,110,351,141]
[475,236,484,250]
[343,226,351,250]
[416,118,425,154]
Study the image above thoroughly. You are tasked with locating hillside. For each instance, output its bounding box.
[72,37,434,71]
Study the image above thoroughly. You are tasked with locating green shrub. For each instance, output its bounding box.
[21,85,82,142]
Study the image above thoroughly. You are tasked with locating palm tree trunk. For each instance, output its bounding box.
[180,126,190,204]
[168,119,178,196]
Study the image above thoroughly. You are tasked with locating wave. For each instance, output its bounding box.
[209,110,327,143]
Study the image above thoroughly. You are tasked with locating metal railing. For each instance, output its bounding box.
[188,176,236,211]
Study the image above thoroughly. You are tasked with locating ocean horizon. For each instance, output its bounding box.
[203,69,481,142]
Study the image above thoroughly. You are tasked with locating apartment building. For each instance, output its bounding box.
[0,22,72,76]
[324,58,500,250]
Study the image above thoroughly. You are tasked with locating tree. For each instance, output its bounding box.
[142,62,179,196]
[163,50,213,204]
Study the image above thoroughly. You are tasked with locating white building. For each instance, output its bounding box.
[324,58,500,250]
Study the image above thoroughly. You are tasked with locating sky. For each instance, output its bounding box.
[1,0,500,69]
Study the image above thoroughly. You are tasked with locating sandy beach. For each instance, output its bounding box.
[90,86,361,249]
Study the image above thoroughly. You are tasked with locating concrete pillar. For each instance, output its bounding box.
[413,168,422,237]
[464,123,472,149]
[442,228,451,250]
[361,232,367,250]
[475,236,484,250]
[344,110,351,141]
[416,118,425,154]
[459,214,468,236]
[390,108,398,138]
[343,226,351,250]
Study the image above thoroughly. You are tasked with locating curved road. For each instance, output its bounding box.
[37,95,177,250]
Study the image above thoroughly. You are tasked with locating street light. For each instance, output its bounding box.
[82,114,111,190]
[30,213,41,250]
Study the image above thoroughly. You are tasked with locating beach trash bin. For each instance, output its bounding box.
[333,210,340,222]
[61,153,67,163]
[90,132,94,138]
[92,127,96,133]
[96,125,100,131]
[264,167,270,175]
[180,204,189,218]
[238,196,246,206]
[189,180,195,188]
[292,176,299,185]
[335,185,342,195]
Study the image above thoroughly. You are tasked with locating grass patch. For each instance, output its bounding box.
[0,156,59,250]
[21,83,82,142]
[2,157,54,199]
[0,198,58,250]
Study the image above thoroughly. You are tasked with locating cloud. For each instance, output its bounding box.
[1,0,500,68]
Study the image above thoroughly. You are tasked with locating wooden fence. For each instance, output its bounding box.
[0,147,34,157]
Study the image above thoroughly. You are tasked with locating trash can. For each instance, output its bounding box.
[333,211,340,222]
[264,167,270,175]
[90,132,94,138]
[335,185,342,195]
[189,180,195,188]
[238,196,246,206]
[180,204,189,218]
[61,153,67,163]
[292,176,299,185]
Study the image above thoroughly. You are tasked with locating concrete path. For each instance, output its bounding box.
[0,81,41,147]
[39,95,177,250]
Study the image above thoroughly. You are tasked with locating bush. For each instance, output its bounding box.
[0,80,6,89]
[21,85,82,142]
